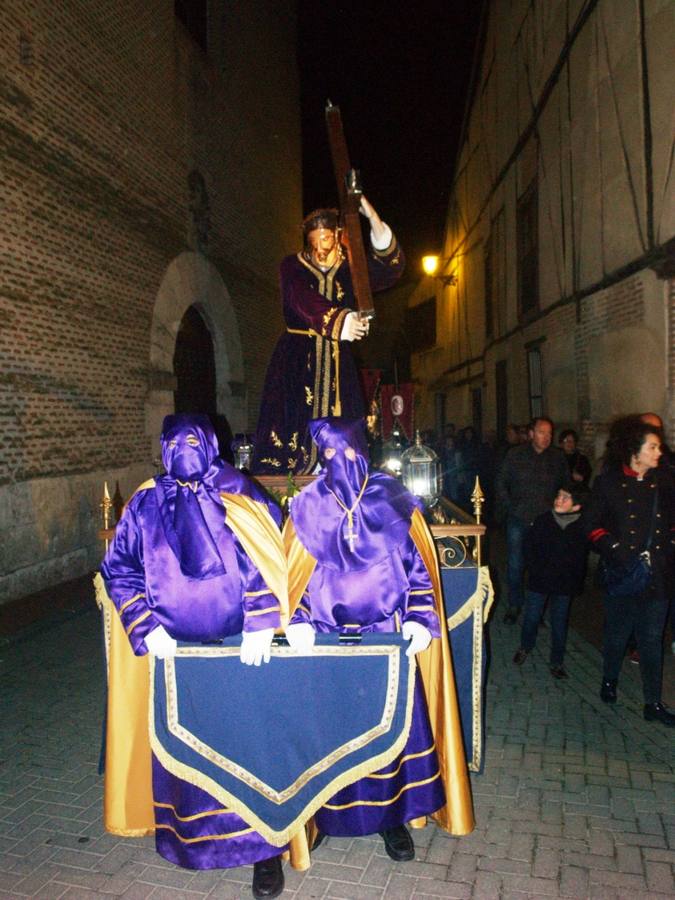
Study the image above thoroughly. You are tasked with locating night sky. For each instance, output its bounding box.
[298,0,484,274]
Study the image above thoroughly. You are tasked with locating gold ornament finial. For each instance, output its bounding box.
[471,476,485,524]
[100,481,114,551]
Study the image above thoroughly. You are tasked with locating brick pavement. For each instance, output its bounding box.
[0,598,673,899]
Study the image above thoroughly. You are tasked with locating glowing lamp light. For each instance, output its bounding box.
[381,427,404,476]
[231,434,254,471]
[422,255,440,276]
[401,430,441,507]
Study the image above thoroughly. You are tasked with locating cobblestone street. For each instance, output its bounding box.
[0,591,673,899]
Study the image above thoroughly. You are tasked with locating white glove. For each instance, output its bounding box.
[340,311,369,342]
[285,622,316,654]
[145,625,177,659]
[240,628,275,666]
[402,621,432,658]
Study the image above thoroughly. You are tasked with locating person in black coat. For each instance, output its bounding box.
[586,420,675,727]
[513,486,589,678]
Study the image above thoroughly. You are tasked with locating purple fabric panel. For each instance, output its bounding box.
[289,533,439,637]
[152,756,285,870]
[314,676,445,836]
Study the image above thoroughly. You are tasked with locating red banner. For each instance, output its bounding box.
[358,368,382,411]
[380,383,415,441]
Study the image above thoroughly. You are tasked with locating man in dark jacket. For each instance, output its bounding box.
[496,417,571,623]
[513,486,588,678]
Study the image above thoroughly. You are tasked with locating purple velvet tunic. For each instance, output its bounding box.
[253,238,404,475]
[101,480,285,869]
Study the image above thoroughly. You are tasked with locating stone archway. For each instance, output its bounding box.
[145,252,245,450]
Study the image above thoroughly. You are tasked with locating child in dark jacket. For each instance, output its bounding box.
[513,486,589,678]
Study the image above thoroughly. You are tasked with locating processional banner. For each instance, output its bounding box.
[150,634,415,846]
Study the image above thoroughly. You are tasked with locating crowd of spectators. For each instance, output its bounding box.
[426,412,675,728]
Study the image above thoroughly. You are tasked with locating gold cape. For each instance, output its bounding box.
[282,507,475,836]
[98,486,311,868]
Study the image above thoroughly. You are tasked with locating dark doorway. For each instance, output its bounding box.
[173,306,233,460]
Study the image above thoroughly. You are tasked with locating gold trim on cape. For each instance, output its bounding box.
[409,507,475,835]
[219,493,289,628]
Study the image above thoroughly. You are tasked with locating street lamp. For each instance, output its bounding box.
[421,255,457,286]
[231,434,254,471]
[401,430,441,507]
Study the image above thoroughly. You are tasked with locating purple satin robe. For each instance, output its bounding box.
[102,479,285,869]
[101,482,282,654]
[288,537,445,834]
[288,419,445,833]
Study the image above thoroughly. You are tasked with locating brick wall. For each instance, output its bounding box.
[0,0,302,602]
[574,275,645,421]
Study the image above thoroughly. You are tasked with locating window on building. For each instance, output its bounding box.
[517,181,538,317]
[484,235,494,340]
[495,360,508,440]
[527,347,543,419]
[405,297,436,352]
[175,0,207,51]
[484,208,506,340]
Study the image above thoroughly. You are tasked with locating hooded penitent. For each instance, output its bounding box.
[284,417,475,838]
[290,417,421,573]
[99,413,305,870]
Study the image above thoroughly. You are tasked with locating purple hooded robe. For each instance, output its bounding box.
[287,418,446,835]
[101,414,287,869]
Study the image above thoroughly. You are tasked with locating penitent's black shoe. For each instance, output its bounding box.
[379,825,415,861]
[600,680,617,704]
[252,855,284,899]
[512,648,528,666]
[643,703,675,727]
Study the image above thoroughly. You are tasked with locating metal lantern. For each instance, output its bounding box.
[231,434,254,471]
[381,425,404,476]
[401,430,441,506]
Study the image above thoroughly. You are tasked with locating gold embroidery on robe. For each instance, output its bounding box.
[260,457,282,468]
[305,387,313,406]
[270,431,283,448]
